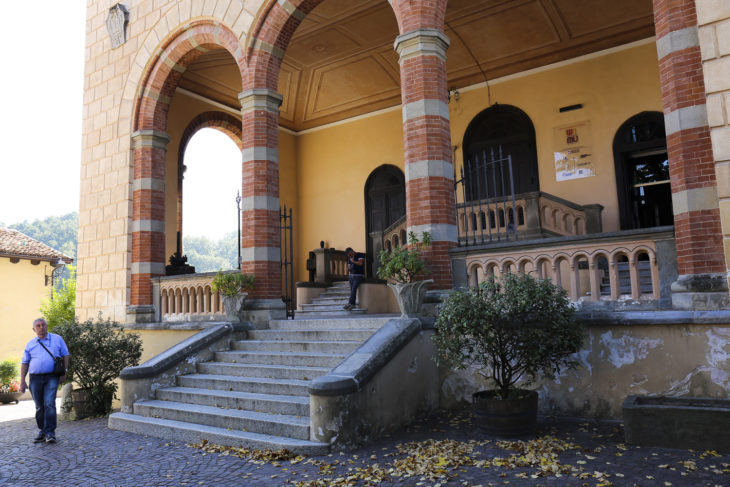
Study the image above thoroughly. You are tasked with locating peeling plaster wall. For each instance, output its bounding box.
[439,323,730,418]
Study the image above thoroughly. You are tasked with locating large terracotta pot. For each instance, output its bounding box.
[472,389,538,437]
[221,292,248,323]
[387,279,433,317]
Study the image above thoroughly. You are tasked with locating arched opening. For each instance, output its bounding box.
[462,104,539,201]
[613,112,672,230]
[181,128,242,272]
[365,164,406,277]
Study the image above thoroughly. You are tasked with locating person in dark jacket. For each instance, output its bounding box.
[343,247,365,310]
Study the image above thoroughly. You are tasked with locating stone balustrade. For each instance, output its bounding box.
[457,192,604,244]
[457,227,675,305]
[152,271,231,322]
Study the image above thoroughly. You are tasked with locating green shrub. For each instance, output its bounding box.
[211,270,255,297]
[40,265,76,331]
[433,273,583,399]
[55,316,142,416]
[0,360,19,392]
[377,231,431,283]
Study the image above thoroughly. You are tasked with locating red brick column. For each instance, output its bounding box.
[394,29,456,289]
[653,0,728,308]
[129,130,169,322]
[238,89,283,300]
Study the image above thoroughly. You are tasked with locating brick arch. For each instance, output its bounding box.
[179,112,243,166]
[135,21,244,132]
[130,21,245,311]
[244,0,326,90]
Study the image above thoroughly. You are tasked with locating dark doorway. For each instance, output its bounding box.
[613,112,672,230]
[462,104,539,200]
[364,165,406,277]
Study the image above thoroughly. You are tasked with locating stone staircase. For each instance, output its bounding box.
[109,316,391,455]
[297,281,367,317]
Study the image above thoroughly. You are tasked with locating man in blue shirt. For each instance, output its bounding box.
[19,318,70,444]
[343,247,365,311]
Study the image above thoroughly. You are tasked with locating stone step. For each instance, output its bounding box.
[300,303,353,311]
[311,297,349,305]
[269,316,391,330]
[317,290,350,297]
[108,413,329,456]
[295,308,367,318]
[232,339,360,354]
[179,374,313,396]
[214,350,346,368]
[133,400,310,440]
[156,386,309,416]
[196,362,329,381]
[248,329,376,342]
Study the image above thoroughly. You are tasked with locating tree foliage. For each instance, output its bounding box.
[434,273,583,398]
[7,212,78,261]
[55,317,142,416]
[40,265,76,332]
[183,232,237,272]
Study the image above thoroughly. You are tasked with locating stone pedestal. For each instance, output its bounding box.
[126,305,156,324]
[671,274,729,310]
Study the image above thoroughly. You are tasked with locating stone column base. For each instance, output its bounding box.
[126,305,157,324]
[241,299,286,329]
[671,274,729,310]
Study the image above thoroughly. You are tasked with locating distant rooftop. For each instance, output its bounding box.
[0,228,73,263]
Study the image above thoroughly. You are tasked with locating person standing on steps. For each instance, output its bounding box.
[343,247,365,311]
[19,318,69,444]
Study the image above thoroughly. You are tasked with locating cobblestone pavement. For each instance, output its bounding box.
[1,407,729,487]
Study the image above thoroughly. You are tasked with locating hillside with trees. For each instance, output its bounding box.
[3,212,78,261]
[1,211,236,275]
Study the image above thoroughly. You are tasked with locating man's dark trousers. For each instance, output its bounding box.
[29,373,59,437]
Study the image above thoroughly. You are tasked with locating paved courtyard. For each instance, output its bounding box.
[1,399,728,487]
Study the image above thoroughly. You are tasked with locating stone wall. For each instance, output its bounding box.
[697,0,730,290]
[79,1,260,321]
[439,319,730,418]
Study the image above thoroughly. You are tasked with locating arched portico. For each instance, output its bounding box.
[129,21,245,321]
[243,0,457,293]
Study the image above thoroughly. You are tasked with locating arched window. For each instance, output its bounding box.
[365,164,405,276]
[462,104,539,201]
[613,112,672,230]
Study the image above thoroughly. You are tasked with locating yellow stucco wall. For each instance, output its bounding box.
[290,41,661,283]
[0,258,52,362]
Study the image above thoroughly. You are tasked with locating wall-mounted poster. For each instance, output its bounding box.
[554,122,595,181]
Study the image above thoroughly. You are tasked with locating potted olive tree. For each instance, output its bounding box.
[434,272,582,437]
[211,270,255,323]
[55,317,142,418]
[377,231,433,317]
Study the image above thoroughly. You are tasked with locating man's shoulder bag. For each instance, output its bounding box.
[38,338,66,376]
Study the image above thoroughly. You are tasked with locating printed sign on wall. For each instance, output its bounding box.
[554,122,595,181]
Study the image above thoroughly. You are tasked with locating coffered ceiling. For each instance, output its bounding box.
[176,0,654,132]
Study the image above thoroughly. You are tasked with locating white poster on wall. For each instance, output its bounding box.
[554,122,595,181]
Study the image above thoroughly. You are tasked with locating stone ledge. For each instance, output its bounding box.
[575,309,730,326]
[120,322,251,380]
[309,318,422,396]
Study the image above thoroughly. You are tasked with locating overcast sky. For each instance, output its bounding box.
[0,2,240,240]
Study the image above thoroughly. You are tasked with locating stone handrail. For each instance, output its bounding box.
[457,191,603,244]
[117,322,249,413]
[309,317,438,446]
[152,271,237,322]
[455,226,675,305]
